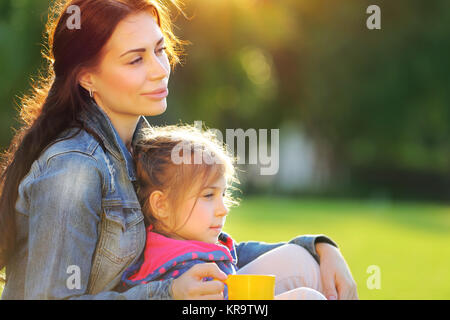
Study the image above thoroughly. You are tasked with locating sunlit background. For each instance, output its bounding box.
[1,0,449,299]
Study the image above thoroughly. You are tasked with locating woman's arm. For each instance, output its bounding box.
[235,235,338,269]
[235,236,357,300]
[19,152,172,300]
[316,242,358,300]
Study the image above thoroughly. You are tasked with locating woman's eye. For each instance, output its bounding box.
[156,47,167,55]
[204,193,214,198]
[129,57,142,65]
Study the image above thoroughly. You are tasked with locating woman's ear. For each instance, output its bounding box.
[149,190,170,222]
[78,70,95,92]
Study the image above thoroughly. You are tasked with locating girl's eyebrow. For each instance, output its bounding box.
[119,37,164,57]
[203,186,226,190]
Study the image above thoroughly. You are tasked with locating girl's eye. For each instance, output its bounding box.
[129,57,142,65]
[204,193,214,198]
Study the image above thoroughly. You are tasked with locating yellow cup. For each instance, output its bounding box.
[223,274,276,300]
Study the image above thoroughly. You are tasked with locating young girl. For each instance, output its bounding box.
[121,125,326,300]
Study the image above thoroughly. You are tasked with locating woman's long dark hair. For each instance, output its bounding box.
[0,0,187,270]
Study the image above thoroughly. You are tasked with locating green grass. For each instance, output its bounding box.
[1,196,449,299]
[223,196,450,300]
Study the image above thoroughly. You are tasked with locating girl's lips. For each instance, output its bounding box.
[141,88,168,100]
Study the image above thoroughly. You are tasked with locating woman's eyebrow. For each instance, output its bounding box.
[119,37,164,57]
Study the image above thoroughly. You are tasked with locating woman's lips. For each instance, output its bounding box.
[141,88,168,100]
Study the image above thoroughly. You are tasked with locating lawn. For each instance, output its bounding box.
[224,196,450,300]
[1,196,449,299]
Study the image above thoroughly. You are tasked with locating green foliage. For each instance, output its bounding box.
[0,0,49,142]
[171,0,450,182]
[1,0,449,197]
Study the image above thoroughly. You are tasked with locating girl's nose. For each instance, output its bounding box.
[215,198,229,217]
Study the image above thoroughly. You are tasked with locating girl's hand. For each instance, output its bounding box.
[170,263,227,300]
[316,243,358,300]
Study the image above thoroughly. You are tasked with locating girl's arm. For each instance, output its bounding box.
[234,235,338,269]
[15,152,172,300]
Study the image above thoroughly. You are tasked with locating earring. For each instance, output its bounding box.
[89,88,94,98]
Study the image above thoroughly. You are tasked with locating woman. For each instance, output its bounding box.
[0,0,357,300]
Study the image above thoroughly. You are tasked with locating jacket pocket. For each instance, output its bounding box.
[87,203,146,294]
[100,205,144,264]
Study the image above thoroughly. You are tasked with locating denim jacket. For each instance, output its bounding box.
[2,99,337,300]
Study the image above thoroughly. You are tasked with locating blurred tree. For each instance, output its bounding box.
[0,0,49,146]
[1,0,449,199]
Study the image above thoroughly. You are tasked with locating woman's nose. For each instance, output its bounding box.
[147,55,170,81]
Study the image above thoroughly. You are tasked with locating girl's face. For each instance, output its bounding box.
[171,176,229,244]
[81,11,170,121]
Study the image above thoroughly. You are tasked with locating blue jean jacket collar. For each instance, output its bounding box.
[79,98,151,182]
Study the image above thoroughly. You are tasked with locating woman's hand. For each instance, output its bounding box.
[170,263,228,300]
[316,243,358,300]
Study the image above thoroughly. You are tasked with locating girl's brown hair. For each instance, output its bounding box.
[133,125,240,236]
[0,0,188,269]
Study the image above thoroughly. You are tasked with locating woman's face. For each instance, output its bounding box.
[82,11,170,120]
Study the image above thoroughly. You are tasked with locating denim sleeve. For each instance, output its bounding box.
[68,279,174,300]
[23,152,172,300]
[235,235,338,269]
